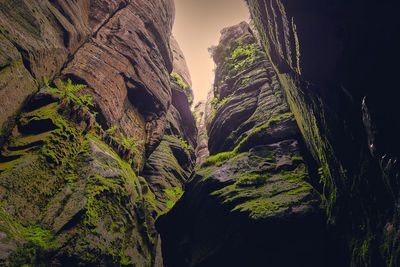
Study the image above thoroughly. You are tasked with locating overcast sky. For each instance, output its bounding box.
[173,0,250,103]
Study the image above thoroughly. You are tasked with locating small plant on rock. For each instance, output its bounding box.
[106,126,143,172]
[44,76,94,111]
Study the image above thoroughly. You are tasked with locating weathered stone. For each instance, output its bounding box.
[207,22,290,155]
[246,0,400,265]
[158,143,330,267]
[157,22,336,267]
[193,101,209,166]
[170,35,192,87]
[0,0,133,132]
[0,0,199,265]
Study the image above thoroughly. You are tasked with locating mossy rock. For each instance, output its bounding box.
[0,99,162,265]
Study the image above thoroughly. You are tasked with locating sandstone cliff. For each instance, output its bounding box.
[245,0,400,266]
[157,22,339,267]
[0,0,196,265]
[1,0,399,266]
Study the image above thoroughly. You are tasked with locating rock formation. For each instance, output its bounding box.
[157,22,342,267]
[0,0,196,265]
[1,0,400,266]
[245,0,400,266]
[193,101,209,166]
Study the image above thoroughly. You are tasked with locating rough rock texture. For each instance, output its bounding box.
[0,0,196,265]
[246,0,400,266]
[142,39,197,214]
[170,35,192,87]
[207,22,288,155]
[0,0,175,160]
[157,22,342,267]
[193,101,209,166]
[0,97,160,266]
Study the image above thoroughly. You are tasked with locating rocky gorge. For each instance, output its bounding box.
[0,0,399,266]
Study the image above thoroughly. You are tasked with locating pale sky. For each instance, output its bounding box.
[173,0,250,103]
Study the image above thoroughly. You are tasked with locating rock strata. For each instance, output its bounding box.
[157,22,341,267]
[0,0,196,265]
[245,0,400,265]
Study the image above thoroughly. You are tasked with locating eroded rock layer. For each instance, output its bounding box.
[246,0,400,266]
[0,0,196,265]
[157,22,342,267]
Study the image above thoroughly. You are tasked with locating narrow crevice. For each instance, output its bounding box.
[11,41,35,79]
[0,62,11,72]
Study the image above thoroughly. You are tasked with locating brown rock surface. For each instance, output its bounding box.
[193,101,209,166]
[1,0,175,160]
[0,0,133,133]
[170,35,192,87]
[157,22,330,267]
[207,22,289,155]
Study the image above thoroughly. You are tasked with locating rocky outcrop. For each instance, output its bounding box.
[142,37,197,214]
[170,36,192,88]
[0,0,175,159]
[206,22,289,155]
[157,22,342,267]
[0,0,196,265]
[0,96,160,265]
[246,0,400,266]
[193,101,209,166]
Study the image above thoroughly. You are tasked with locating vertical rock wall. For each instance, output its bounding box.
[0,0,196,265]
[246,0,400,265]
[157,22,342,267]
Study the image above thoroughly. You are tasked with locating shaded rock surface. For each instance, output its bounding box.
[170,35,192,87]
[207,22,288,155]
[193,101,209,166]
[157,22,343,267]
[0,0,175,159]
[0,99,160,266]
[141,31,197,212]
[246,0,400,265]
[0,0,196,265]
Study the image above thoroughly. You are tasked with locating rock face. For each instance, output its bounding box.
[170,36,192,88]
[246,0,400,266]
[193,101,209,166]
[0,0,175,159]
[206,22,290,155]
[157,22,342,267]
[0,0,196,265]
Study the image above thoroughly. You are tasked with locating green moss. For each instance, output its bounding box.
[217,40,266,84]
[291,156,303,162]
[201,151,237,168]
[0,83,161,265]
[1,209,58,266]
[0,158,22,173]
[84,174,128,231]
[170,72,194,105]
[351,235,375,267]
[233,112,294,153]
[19,102,59,127]
[216,95,232,110]
[210,164,312,220]
[236,173,271,187]
[241,77,251,85]
[245,0,345,220]
[163,187,183,210]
